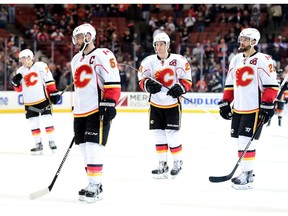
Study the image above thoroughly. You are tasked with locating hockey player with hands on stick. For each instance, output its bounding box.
[218,28,279,190]
[138,32,192,179]
[144,79,162,94]
[71,23,121,203]
[11,49,60,153]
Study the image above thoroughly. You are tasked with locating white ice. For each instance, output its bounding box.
[0,111,288,216]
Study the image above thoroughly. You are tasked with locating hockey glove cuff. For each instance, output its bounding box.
[11,73,23,87]
[50,91,61,104]
[144,79,162,94]
[259,102,275,124]
[99,98,116,123]
[167,83,186,98]
[218,100,232,120]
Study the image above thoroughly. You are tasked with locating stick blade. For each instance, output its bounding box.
[29,188,50,200]
[209,174,232,183]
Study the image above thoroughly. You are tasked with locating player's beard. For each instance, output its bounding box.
[238,44,251,52]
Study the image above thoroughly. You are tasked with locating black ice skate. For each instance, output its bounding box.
[152,161,169,179]
[231,170,255,190]
[170,160,183,178]
[84,183,103,203]
[30,142,43,154]
[49,141,57,152]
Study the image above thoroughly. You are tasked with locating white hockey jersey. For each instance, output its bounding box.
[15,61,56,106]
[138,53,192,108]
[223,52,279,113]
[71,48,121,117]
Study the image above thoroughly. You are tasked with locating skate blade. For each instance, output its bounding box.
[79,195,86,202]
[85,194,103,203]
[51,149,57,154]
[232,182,253,190]
[31,151,43,156]
[152,173,168,179]
[171,174,180,179]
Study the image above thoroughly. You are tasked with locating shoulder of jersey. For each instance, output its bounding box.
[142,54,157,64]
[34,61,47,67]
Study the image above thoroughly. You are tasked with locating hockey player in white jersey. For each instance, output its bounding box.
[11,49,61,153]
[218,28,279,190]
[71,23,121,203]
[138,32,192,179]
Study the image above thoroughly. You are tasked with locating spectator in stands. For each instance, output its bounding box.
[0,7,8,29]
[184,13,196,33]
[8,4,15,24]
[196,76,208,92]
[141,4,150,22]
[251,4,260,28]
[192,42,202,63]
[208,73,222,92]
[271,4,282,29]
[216,38,228,61]
[51,28,65,42]
[196,11,205,32]
[106,20,117,42]
[172,4,183,20]
[218,12,228,24]
[109,33,121,55]
[228,47,238,64]
[165,16,176,33]
[37,25,49,42]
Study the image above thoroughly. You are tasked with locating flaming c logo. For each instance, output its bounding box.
[74,64,93,88]
[236,66,254,87]
[24,72,38,87]
[155,68,174,87]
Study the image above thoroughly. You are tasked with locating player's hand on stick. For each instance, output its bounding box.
[144,79,162,94]
[259,102,275,124]
[99,98,116,123]
[11,73,23,87]
[218,100,232,120]
[167,83,185,98]
[50,91,61,104]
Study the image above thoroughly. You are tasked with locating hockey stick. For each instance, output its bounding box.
[29,137,75,200]
[28,82,74,114]
[209,117,265,183]
[119,63,218,118]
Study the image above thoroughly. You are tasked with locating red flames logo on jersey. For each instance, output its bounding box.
[74,64,93,88]
[155,68,174,87]
[236,66,254,87]
[24,72,38,87]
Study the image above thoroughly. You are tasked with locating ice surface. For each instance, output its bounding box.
[0,112,288,216]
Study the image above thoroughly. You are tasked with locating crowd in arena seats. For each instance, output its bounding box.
[1,4,288,92]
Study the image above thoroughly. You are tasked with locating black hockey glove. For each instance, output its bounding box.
[218,100,232,120]
[49,91,61,104]
[145,79,162,94]
[259,102,275,124]
[285,97,288,104]
[99,98,116,123]
[167,83,186,98]
[11,73,23,87]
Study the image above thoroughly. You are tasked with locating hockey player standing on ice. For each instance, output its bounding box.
[218,28,279,190]
[267,65,288,127]
[11,49,61,154]
[71,23,121,203]
[138,32,192,179]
